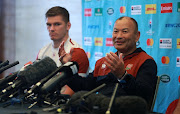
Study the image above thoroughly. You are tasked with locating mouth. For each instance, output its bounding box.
[115,40,124,45]
[50,34,56,37]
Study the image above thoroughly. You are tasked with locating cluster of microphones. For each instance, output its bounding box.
[0,57,79,109]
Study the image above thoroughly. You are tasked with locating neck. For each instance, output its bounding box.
[118,47,137,57]
[52,36,69,48]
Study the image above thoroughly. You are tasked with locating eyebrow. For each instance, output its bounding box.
[113,28,128,30]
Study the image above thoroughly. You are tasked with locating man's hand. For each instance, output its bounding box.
[58,41,73,64]
[104,52,126,79]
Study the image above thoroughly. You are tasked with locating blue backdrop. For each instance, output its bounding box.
[82,0,180,113]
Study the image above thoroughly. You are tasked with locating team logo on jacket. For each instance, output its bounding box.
[125,64,133,70]
[101,63,106,69]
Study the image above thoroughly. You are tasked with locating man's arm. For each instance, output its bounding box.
[121,59,157,104]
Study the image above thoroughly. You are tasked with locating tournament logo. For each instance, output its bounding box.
[176,57,180,67]
[95,52,103,60]
[146,19,154,35]
[161,56,170,64]
[178,2,180,12]
[160,74,170,83]
[131,5,141,15]
[84,37,92,46]
[161,3,172,13]
[106,38,113,46]
[95,8,103,16]
[107,8,114,15]
[107,21,113,35]
[120,6,126,13]
[145,4,156,14]
[177,38,180,49]
[149,19,152,28]
[84,8,92,16]
[159,38,172,49]
[95,37,103,46]
[147,38,154,46]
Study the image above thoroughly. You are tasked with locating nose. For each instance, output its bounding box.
[117,31,123,38]
[49,25,55,31]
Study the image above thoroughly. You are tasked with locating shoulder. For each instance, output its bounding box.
[68,38,82,48]
[37,43,52,59]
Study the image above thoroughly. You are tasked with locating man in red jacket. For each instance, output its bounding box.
[62,16,157,108]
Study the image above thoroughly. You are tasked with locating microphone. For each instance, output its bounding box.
[0,61,33,90]
[0,71,18,90]
[40,61,79,94]
[0,61,19,74]
[0,57,57,99]
[0,60,9,69]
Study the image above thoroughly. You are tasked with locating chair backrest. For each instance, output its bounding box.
[150,76,161,112]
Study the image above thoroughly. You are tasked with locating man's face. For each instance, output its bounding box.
[112,18,140,55]
[46,15,70,41]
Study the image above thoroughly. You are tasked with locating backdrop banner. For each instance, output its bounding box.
[82,0,180,113]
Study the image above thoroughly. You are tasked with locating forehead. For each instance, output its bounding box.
[114,18,135,30]
[46,15,64,23]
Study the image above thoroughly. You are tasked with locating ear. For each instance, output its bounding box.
[67,22,71,31]
[135,31,140,42]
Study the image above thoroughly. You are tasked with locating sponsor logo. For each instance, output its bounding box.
[177,38,180,49]
[106,38,113,46]
[165,23,180,27]
[161,56,170,64]
[86,52,91,58]
[95,37,103,46]
[145,4,156,14]
[95,52,103,60]
[161,3,173,13]
[84,37,92,46]
[84,8,92,16]
[95,8,103,16]
[147,38,154,46]
[178,2,180,12]
[131,5,141,15]
[120,6,126,13]
[159,38,172,49]
[107,8,114,15]
[176,57,180,67]
[179,76,180,83]
[160,74,170,83]
[88,25,100,29]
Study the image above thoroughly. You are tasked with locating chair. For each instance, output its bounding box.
[150,76,161,112]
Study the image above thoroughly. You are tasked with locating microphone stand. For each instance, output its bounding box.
[81,83,106,101]
[105,83,119,114]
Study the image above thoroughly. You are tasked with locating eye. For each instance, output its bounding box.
[113,30,118,33]
[46,23,51,27]
[122,30,128,33]
[54,23,60,26]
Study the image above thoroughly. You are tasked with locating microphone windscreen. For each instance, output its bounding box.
[17,57,57,87]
